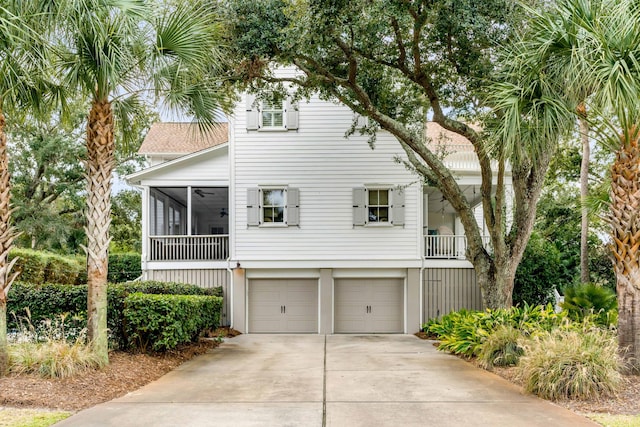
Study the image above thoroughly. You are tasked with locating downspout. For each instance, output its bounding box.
[226,257,234,329]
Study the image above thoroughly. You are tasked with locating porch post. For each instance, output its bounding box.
[187,186,192,235]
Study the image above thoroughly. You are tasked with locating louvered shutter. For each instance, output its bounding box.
[286,188,300,226]
[353,187,367,226]
[246,94,259,130]
[285,99,299,130]
[247,188,260,226]
[391,188,405,226]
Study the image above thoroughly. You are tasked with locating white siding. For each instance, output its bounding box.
[141,147,229,183]
[233,94,420,261]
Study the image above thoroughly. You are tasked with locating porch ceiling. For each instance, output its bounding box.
[425,185,483,214]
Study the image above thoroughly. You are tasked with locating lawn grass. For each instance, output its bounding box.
[588,413,640,427]
[0,408,71,427]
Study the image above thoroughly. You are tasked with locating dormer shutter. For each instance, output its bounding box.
[246,94,259,130]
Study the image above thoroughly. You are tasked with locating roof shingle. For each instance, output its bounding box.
[138,122,228,155]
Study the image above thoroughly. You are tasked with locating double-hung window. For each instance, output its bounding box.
[261,101,284,128]
[262,188,285,223]
[246,94,299,131]
[247,187,300,227]
[353,186,405,227]
[367,189,390,223]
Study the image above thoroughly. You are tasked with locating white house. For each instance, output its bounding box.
[127,83,503,334]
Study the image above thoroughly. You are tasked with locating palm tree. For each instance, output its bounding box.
[502,0,640,370]
[0,1,54,376]
[48,0,231,363]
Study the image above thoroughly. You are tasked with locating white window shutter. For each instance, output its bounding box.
[391,188,405,226]
[247,188,260,226]
[285,98,299,130]
[353,187,367,226]
[246,94,259,130]
[286,188,300,226]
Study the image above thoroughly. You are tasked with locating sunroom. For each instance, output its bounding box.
[148,186,229,261]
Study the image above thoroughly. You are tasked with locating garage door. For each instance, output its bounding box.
[334,278,404,333]
[248,279,318,333]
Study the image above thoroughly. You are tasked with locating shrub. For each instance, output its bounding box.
[513,233,564,306]
[123,293,222,352]
[425,305,569,358]
[478,325,524,369]
[108,253,142,283]
[9,249,48,284]
[43,253,83,285]
[8,249,83,285]
[561,283,618,326]
[517,327,621,400]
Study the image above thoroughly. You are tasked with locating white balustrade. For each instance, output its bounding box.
[424,234,491,259]
[149,235,229,261]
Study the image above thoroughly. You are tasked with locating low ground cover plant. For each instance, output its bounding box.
[424,304,622,400]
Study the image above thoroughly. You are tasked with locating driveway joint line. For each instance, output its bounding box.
[322,334,327,427]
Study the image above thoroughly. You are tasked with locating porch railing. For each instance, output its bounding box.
[149,235,229,261]
[425,234,491,259]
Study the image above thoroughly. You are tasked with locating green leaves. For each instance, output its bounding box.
[123,293,222,352]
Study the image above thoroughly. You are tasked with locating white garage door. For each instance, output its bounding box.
[334,278,404,333]
[248,279,318,333]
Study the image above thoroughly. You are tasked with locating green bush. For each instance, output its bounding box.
[513,233,564,306]
[7,281,225,350]
[108,253,142,283]
[517,327,621,400]
[123,293,222,352]
[425,305,568,358]
[43,253,82,285]
[561,283,618,326]
[478,325,524,369]
[8,249,83,285]
[9,249,48,284]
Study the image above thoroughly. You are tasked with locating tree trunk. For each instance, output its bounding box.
[0,298,6,376]
[85,99,115,365]
[617,270,640,373]
[0,111,18,376]
[578,110,590,284]
[609,128,640,372]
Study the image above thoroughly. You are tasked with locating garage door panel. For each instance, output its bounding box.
[249,279,318,333]
[335,278,403,333]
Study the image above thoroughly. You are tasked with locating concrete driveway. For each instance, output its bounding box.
[56,335,597,427]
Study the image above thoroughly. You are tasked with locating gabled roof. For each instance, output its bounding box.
[138,122,228,155]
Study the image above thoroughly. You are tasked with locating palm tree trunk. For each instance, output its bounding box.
[85,99,114,365]
[0,110,19,376]
[579,114,590,284]
[609,128,640,372]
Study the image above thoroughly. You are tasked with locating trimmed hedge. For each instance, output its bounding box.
[6,249,144,286]
[7,281,224,350]
[8,249,83,285]
[108,253,142,283]
[124,293,222,352]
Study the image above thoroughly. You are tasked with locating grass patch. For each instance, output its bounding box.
[0,408,71,427]
[588,414,640,427]
[9,340,105,378]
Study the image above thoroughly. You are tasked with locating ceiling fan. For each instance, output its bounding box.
[194,189,215,198]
